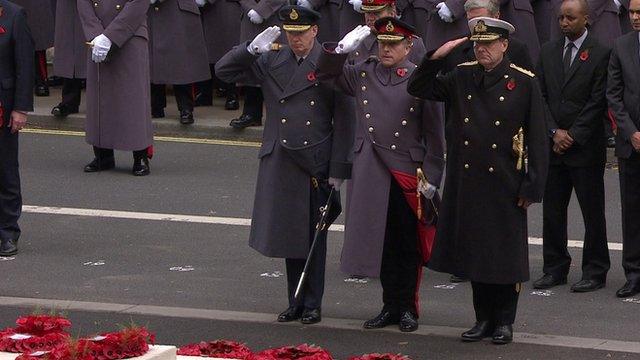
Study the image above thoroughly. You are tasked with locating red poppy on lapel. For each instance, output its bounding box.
[506,78,516,91]
[307,71,316,82]
[396,68,407,77]
[0,27,6,35]
[579,49,589,61]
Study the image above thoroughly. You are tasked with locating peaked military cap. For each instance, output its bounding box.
[278,5,321,32]
[467,17,515,42]
[361,0,395,12]
[374,17,416,42]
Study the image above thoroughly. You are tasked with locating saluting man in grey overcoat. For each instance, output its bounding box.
[77,0,154,176]
[216,5,353,325]
[317,18,446,333]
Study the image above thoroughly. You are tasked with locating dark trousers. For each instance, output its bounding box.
[197,63,237,102]
[472,282,520,325]
[34,50,48,87]
[93,146,147,160]
[619,153,640,281]
[0,127,21,242]
[285,182,329,310]
[242,86,263,120]
[542,163,610,281]
[381,179,421,315]
[60,78,83,111]
[151,84,193,112]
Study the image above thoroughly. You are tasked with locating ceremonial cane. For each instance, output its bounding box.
[294,187,335,300]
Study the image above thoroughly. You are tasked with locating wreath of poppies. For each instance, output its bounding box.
[177,340,252,359]
[249,344,333,360]
[0,315,71,353]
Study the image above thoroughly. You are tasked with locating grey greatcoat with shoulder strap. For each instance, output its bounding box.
[77,0,153,151]
[10,0,54,51]
[316,46,446,277]
[148,0,210,84]
[215,41,354,259]
[53,0,88,79]
[201,0,241,64]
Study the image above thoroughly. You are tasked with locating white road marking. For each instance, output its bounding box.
[21,205,623,250]
[0,296,638,354]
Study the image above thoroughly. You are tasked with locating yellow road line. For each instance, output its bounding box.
[22,128,261,148]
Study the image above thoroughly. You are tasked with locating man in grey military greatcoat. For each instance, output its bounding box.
[316,18,446,333]
[216,5,353,324]
[77,0,154,176]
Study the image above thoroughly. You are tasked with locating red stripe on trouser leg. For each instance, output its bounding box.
[37,51,48,81]
[191,84,197,101]
[414,261,424,314]
[607,108,617,133]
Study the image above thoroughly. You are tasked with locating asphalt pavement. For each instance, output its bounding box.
[0,130,638,360]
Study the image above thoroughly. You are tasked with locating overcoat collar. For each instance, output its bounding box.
[374,58,414,86]
[269,40,322,98]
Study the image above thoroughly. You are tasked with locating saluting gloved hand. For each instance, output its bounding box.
[248,9,264,24]
[348,0,364,13]
[328,177,344,190]
[195,0,206,6]
[418,179,437,199]
[436,2,454,23]
[248,26,281,55]
[335,25,371,54]
[91,34,112,63]
[297,0,313,9]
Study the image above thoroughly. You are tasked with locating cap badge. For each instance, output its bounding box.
[290,9,299,20]
[386,21,394,32]
[474,20,487,34]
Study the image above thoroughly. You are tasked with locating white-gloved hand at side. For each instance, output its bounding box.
[436,2,454,23]
[248,9,264,24]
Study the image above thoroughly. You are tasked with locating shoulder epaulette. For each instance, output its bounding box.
[509,64,535,77]
[457,61,478,67]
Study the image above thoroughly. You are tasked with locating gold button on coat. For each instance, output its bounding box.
[467,95,472,100]
[368,127,374,133]
[306,121,311,126]
[499,96,505,101]
[391,145,397,150]
[363,100,368,105]
[394,132,399,137]
[489,167,495,172]
[303,141,308,145]
[464,140,469,146]
[401,120,407,126]
[94,2,98,7]
[360,72,366,78]
[116,4,121,9]
[280,99,285,104]
[282,139,287,144]
[409,107,415,112]
[361,86,367,91]
[281,118,286,124]
[310,101,315,106]
[365,113,371,119]
[492,144,497,149]
[495,121,501,126]
[464,117,469,123]
[464,164,470,169]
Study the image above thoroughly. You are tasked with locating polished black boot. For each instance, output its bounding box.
[461,321,494,342]
[277,306,303,322]
[84,147,115,172]
[51,103,79,118]
[132,150,150,176]
[179,109,194,125]
[363,309,400,329]
[398,311,419,332]
[225,93,239,110]
[300,308,321,325]
[492,325,513,344]
[0,239,18,257]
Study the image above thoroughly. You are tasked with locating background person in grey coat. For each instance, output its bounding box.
[51,0,88,118]
[216,6,353,325]
[10,0,55,97]
[148,0,210,125]
[297,0,342,43]
[229,0,287,129]
[77,0,154,176]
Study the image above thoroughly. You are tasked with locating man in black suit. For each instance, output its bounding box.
[0,0,34,257]
[607,0,640,298]
[534,0,610,292]
[441,0,534,73]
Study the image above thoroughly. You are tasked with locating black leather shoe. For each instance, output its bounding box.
[607,136,616,148]
[225,94,239,110]
[461,321,494,342]
[616,280,640,298]
[277,306,303,322]
[363,310,400,329]
[398,311,418,332]
[132,154,150,176]
[215,87,227,98]
[450,275,468,283]
[151,108,165,118]
[571,279,605,292]
[179,110,195,125]
[301,308,321,324]
[533,274,567,289]
[51,104,79,118]
[230,114,261,129]
[492,325,513,344]
[84,158,115,172]
[0,239,18,257]
[35,84,50,97]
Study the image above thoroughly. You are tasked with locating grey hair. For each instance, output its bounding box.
[464,0,500,15]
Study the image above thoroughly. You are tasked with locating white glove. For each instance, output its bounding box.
[613,0,622,9]
[436,2,454,23]
[248,26,281,55]
[195,0,206,6]
[248,9,264,24]
[150,0,157,4]
[91,34,112,63]
[418,180,437,199]
[335,25,371,54]
[328,177,344,190]
[297,0,313,9]
[349,0,364,13]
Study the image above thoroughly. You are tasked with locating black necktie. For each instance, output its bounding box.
[297,57,304,66]
[563,42,574,74]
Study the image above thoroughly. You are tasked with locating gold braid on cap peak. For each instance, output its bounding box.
[509,64,535,77]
